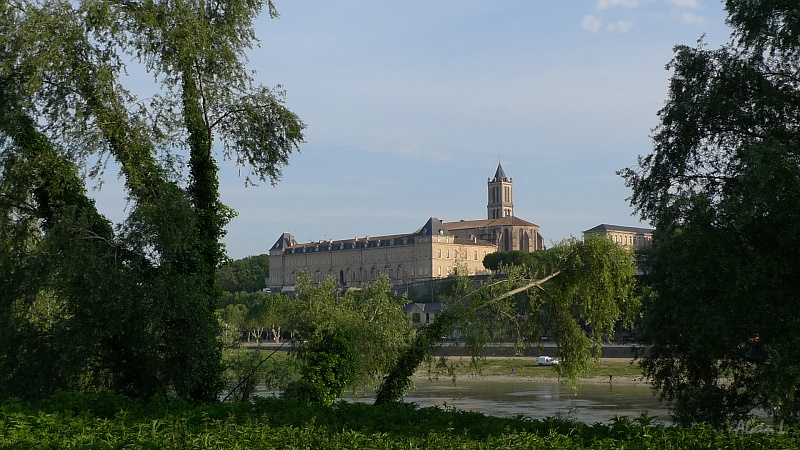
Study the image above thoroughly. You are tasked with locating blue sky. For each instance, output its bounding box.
[94,1,735,259]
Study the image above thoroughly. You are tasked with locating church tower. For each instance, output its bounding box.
[487,162,513,219]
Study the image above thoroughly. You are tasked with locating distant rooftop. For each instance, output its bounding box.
[583,224,654,235]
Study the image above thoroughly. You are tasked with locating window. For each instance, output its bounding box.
[412,313,421,324]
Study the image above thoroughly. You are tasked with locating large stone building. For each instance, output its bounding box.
[268,217,497,291]
[268,163,544,291]
[582,224,654,250]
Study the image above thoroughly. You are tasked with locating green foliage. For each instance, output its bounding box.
[0,1,303,404]
[283,330,356,406]
[621,0,800,426]
[288,273,414,394]
[0,111,221,402]
[482,250,536,272]
[216,292,293,401]
[2,392,798,449]
[223,347,291,402]
[376,238,638,404]
[217,254,270,293]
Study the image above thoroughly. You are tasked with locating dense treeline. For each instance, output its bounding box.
[217,254,270,293]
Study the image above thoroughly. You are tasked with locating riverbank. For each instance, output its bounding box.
[238,345,650,385]
[415,356,650,386]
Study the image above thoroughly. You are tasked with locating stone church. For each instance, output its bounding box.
[443,162,545,253]
[267,163,544,292]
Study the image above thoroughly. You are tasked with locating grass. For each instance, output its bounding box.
[233,344,644,378]
[420,356,644,380]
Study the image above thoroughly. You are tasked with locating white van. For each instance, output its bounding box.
[537,356,559,366]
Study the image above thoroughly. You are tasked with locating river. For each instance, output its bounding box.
[392,378,669,424]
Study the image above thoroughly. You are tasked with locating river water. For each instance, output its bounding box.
[258,377,778,426]
[394,378,669,424]
[297,378,670,425]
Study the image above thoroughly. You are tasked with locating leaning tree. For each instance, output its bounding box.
[375,237,639,405]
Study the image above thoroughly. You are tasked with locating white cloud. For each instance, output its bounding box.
[597,0,644,9]
[667,0,700,8]
[581,14,603,33]
[607,20,634,33]
[680,11,706,26]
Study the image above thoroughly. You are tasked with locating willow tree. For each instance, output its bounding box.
[375,237,639,405]
[285,273,415,405]
[0,1,303,401]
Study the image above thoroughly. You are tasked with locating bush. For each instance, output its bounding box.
[282,330,356,406]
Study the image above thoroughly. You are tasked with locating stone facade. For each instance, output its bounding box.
[487,163,514,219]
[582,224,654,250]
[268,217,496,291]
[445,162,544,252]
[267,163,545,291]
[444,216,545,253]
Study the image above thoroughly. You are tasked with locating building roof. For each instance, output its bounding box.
[402,302,444,314]
[270,217,496,254]
[445,215,539,230]
[583,224,654,235]
[270,232,296,251]
[492,162,508,182]
[414,217,453,236]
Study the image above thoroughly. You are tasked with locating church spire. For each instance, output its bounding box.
[493,161,507,182]
[487,161,513,219]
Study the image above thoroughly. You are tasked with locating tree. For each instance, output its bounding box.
[245,300,268,345]
[217,254,270,293]
[620,0,800,426]
[219,303,248,345]
[375,237,638,405]
[0,1,303,402]
[282,329,356,406]
[285,273,414,403]
[482,250,535,272]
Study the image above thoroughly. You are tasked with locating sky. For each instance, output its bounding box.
[93,0,736,259]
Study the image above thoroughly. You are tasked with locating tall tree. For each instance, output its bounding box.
[0,1,303,402]
[621,0,800,426]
